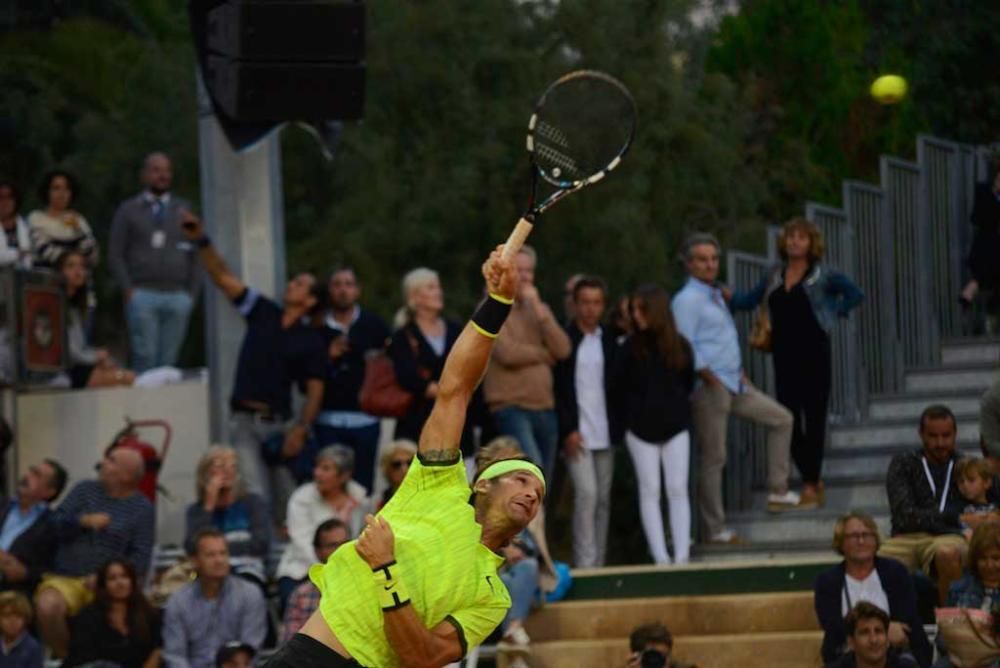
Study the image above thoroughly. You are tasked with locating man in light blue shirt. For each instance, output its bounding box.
[672,233,802,545]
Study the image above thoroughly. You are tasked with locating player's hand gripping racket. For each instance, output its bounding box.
[501,70,637,260]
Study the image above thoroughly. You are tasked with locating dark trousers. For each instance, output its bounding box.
[774,340,831,484]
[266,633,361,667]
[314,422,381,493]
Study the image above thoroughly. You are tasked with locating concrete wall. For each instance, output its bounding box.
[14,378,211,546]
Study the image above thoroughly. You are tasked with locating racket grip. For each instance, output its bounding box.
[501,217,534,261]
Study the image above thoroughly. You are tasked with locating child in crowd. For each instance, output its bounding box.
[956,458,999,539]
[0,591,42,668]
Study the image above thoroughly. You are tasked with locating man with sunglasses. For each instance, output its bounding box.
[268,246,547,668]
[815,512,930,667]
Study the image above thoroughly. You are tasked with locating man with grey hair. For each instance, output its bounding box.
[109,151,201,372]
[671,233,801,545]
[275,444,369,608]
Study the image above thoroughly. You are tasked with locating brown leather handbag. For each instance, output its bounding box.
[749,306,772,352]
[358,331,423,418]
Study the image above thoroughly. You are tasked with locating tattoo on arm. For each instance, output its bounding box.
[420,448,461,464]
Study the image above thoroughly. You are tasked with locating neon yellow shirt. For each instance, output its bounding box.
[310,455,510,667]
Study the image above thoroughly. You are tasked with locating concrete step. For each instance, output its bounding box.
[790,444,980,479]
[754,477,886,511]
[526,631,823,668]
[727,507,890,544]
[829,417,979,449]
[524,591,818,642]
[904,365,996,393]
[868,392,982,421]
[941,339,1000,367]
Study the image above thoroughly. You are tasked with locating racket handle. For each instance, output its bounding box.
[501,217,534,261]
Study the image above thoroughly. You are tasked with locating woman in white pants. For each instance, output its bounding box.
[613,284,695,565]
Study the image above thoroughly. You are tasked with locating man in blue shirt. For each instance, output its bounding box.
[671,233,801,545]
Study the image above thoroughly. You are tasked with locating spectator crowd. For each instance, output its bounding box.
[0,155,998,668]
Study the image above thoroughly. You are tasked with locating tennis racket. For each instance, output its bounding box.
[501,70,637,260]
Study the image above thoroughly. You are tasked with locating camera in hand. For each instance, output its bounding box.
[640,649,667,668]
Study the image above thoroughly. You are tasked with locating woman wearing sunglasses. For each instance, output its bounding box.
[377,440,417,510]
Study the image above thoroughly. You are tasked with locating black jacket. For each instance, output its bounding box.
[814,557,931,667]
[389,319,482,453]
[610,332,694,443]
[886,450,963,536]
[321,308,390,412]
[826,651,918,668]
[553,323,624,446]
[0,501,57,596]
[968,182,1000,287]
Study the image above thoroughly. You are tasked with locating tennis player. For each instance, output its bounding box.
[267,246,546,668]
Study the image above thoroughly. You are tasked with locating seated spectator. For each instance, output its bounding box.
[163,528,266,668]
[59,250,134,388]
[947,522,1000,611]
[879,405,967,604]
[376,439,416,510]
[0,459,67,598]
[828,602,919,668]
[28,170,98,268]
[815,512,931,667]
[280,518,349,642]
[0,591,41,668]
[275,445,367,605]
[0,182,32,269]
[955,458,999,539]
[215,641,255,668]
[185,446,270,585]
[63,558,161,668]
[625,622,694,668]
[35,448,154,658]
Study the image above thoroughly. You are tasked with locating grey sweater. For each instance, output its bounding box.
[108,193,200,294]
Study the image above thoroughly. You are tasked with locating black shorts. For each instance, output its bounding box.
[265,634,362,668]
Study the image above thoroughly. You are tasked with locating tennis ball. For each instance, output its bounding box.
[870,75,908,105]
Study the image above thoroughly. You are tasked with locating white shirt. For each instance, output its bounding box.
[842,568,889,616]
[575,327,611,450]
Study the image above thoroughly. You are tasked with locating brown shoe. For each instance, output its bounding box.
[707,529,748,545]
[800,484,822,508]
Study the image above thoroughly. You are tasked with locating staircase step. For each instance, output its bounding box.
[868,392,982,421]
[904,366,996,393]
[830,418,979,449]
[755,478,886,510]
[941,339,1000,366]
[524,591,818,642]
[727,507,890,544]
[790,444,980,479]
[527,631,823,668]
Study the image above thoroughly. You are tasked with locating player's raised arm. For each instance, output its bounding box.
[418,246,517,462]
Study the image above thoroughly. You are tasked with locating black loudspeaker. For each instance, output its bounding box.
[207,57,365,121]
[207,0,365,61]
[190,0,366,150]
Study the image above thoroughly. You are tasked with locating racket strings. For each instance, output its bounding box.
[534,142,584,179]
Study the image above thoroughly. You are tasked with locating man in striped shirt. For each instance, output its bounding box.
[34,447,154,657]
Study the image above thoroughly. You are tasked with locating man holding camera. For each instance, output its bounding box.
[626,623,694,668]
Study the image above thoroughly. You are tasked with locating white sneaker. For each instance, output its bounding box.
[767,489,803,512]
[497,626,532,654]
[509,658,531,668]
[708,529,746,545]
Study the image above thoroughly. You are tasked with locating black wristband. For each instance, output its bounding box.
[471,294,513,339]
[196,235,212,248]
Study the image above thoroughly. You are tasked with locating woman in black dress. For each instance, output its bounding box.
[63,559,161,668]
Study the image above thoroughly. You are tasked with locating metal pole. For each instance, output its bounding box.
[196,75,287,441]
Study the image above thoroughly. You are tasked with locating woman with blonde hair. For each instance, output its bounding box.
[184,445,271,585]
[388,267,476,450]
[731,217,864,507]
[377,439,417,510]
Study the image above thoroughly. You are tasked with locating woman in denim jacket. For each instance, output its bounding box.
[730,218,864,508]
